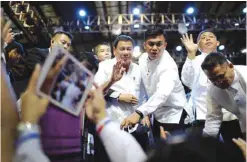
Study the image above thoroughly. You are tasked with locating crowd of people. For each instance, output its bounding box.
[1,7,246,162]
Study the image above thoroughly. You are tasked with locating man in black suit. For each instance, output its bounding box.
[12,31,73,98]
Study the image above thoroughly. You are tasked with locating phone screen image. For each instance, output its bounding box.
[36,46,94,116]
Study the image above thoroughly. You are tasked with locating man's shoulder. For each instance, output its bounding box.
[138,53,148,64]
[98,58,115,71]
[235,65,247,72]
[207,84,225,98]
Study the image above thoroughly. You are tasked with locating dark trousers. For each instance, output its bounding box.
[152,109,187,138]
[185,119,243,143]
[131,131,149,152]
[219,119,243,143]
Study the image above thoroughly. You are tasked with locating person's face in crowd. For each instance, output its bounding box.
[51,34,71,51]
[114,40,133,69]
[198,32,220,54]
[144,34,167,60]
[8,48,22,62]
[96,45,112,62]
[204,63,235,89]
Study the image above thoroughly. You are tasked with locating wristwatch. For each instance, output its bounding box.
[135,110,144,120]
[17,122,40,134]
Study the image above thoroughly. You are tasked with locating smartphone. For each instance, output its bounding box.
[36,45,94,116]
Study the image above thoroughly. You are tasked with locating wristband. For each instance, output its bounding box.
[16,133,40,147]
[96,119,111,135]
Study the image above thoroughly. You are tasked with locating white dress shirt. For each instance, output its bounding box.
[94,58,146,124]
[181,53,237,121]
[203,65,246,137]
[97,118,147,162]
[137,50,187,124]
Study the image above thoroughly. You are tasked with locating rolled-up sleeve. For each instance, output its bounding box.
[203,93,223,137]
[137,68,177,116]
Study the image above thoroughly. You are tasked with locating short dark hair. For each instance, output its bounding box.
[201,52,228,71]
[94,42,110,55]
[77,51,99,74]
[197,29,217,43]
[113,35,134,48]
[52,31,73,40]
[144,26,167,41]
[5,41,25,61]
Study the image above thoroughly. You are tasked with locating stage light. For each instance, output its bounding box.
[134,24,140,28]
[241,48,247,53]
[243,7,247,13]
[84,26,90,30]
[133,46,141,58]
[79,10,86,17]
[186,7,194,15]
[219,45,225,51]
[234,23,239,26]
[186,23,190,26]
[133,8,140,15]
[176,45,182,51]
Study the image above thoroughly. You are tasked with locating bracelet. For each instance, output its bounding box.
[16,133,40,147]
[135,110,144,119]
[96,119,111,135]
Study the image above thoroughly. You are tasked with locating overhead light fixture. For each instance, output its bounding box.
[186,7,194,15]
[185,23,190,26]
[219,45,225,51]
[84,25,90,30]
[176,45,182,51]
[134,24,140,28]
[133,46,141,58]
[79,9,86,17]
[234,23,239,26]
[243,7,247,13]
[241,48,247,53]
[133,8,140,15]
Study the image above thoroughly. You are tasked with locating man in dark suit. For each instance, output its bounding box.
[12,31,73,98]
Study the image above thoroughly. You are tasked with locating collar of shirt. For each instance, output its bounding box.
[228,70,239,93]
[201,52,208,56]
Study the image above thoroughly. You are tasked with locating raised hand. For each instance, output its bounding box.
[111,60,126,83]
[4,28,14,44]
[180,33,198,60]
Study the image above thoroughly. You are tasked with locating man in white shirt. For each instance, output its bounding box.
[201,53,246,139]
[94,35,149,150]
[180,31,242,142]
[121,26,188,138]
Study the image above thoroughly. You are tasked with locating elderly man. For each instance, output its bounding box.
[180,31,241,142]
[94,35,149,150]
